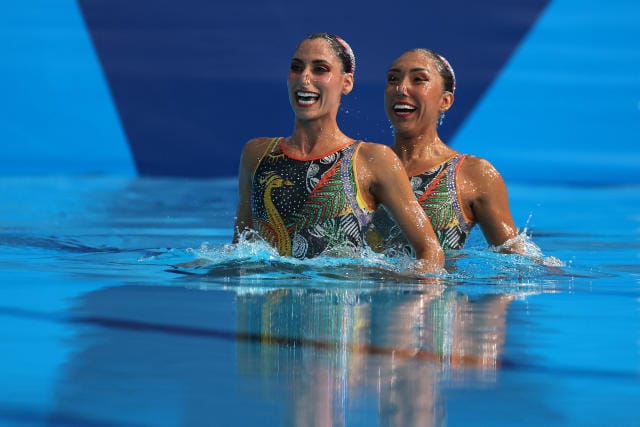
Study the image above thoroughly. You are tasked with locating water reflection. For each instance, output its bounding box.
[50,281,527,426]
[236,286,517,427]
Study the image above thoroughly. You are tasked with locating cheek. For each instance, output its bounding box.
[384,90,395,107]
[287,75,297,89]
[384,89,392,101]
[286,80,295,96]
[420,84,434,96]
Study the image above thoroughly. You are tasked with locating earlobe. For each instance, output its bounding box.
[342,73,354,95]
[440,92,454,112]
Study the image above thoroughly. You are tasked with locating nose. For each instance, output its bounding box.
[396,84,408,96]
[303,72,311,86]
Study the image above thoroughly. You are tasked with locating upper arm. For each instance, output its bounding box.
[233,138,270,242]
[358,143,444,270]
[459,157,519,248]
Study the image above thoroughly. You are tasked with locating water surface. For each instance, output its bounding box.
[0,176,638,426]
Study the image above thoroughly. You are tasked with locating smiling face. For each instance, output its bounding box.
[287,38,354,121]
[384,50,453,137]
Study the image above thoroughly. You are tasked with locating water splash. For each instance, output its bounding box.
[163,235,429,283]
[490,228,565,268]
[142,229,568,292]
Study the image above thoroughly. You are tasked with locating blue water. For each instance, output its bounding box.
[0,176,639,426]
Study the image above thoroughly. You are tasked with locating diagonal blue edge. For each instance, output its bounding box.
[77,0,550,177]
[0,1,136,176]
[452,0,640,185]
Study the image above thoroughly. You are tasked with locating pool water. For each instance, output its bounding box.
[0,176,639,426]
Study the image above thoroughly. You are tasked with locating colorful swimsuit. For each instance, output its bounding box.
[251,138,373,259]
[369,154,475,252]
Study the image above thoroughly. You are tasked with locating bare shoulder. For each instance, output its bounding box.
[241,137,278,168]
[356,142,400,165]
[357,141,394,153]
[459,155,505,186]
[243,136,276,155]
[460,155,496,172]
[353,141,411,209]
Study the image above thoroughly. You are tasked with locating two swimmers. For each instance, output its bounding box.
[233,33,532,274]
[233,33,444,274]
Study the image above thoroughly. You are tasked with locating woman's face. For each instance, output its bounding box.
[384,50,451,136]
[287,38,353,121]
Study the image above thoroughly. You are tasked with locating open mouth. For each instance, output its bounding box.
[393,103,417,116]
[296,91,320,106]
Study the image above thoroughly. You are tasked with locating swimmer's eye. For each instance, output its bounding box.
[387,74,399,83]
[290,62,304,73]
[312,65,330,73]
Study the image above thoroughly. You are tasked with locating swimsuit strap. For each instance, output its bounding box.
[339,141,372,230]
[253,137,283,177]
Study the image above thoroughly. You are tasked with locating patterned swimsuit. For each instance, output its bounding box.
[369,154,475,252]
[251,138,373,259]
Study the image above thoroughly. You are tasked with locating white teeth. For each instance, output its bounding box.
[297,91,319,98]
[297,91,319,105]
[394,104,416,111]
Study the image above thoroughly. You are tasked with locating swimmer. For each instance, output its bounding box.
[233,34,444,273]
[368,48,525,255]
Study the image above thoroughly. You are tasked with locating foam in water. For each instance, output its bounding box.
[491,229,565,268]
[142,228,566,288]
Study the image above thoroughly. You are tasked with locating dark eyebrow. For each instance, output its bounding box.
[387,67,431,73]
[291,57,331,66]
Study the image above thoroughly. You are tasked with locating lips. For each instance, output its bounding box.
[393,102,417,116]
[296,91,320,107]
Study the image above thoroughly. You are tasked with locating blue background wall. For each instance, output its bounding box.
[2,0,639,184]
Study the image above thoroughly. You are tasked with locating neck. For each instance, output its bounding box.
[392,130,456,175]
[393,130,441,160]
[289,118,350,157]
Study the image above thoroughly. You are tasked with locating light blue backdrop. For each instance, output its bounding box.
[0,1,135,175]
[453,0,640,185]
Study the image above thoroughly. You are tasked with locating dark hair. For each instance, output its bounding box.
[302,32,356,74]
[410,48,456,93]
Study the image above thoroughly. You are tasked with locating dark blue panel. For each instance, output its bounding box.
[77,0,549,177]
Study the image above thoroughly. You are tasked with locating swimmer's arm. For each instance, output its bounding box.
[177,139,264,269]
[233,138,269,243]
[361,144,444,273]
[460,157,522,254]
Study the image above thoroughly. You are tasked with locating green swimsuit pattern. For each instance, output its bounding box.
[369,154,475,252]
[251,138,373,259]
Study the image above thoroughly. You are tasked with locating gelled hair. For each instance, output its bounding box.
[411,48,456,93]
[303,32,356,74]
